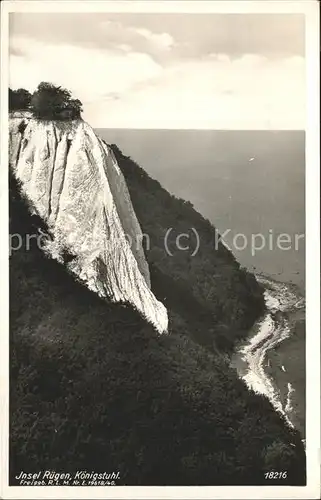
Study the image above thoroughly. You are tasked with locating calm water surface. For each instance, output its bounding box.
[97,129,305,291]
[97,128,306,436]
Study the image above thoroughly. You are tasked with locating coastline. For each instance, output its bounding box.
[231,274,305,440]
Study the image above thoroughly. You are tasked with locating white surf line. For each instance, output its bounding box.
[240,314,294,425]
[236,278,303,429]
[285,382,295,414]
[256,275,305,312]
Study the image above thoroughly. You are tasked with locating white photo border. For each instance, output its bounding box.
[1,1,319,499]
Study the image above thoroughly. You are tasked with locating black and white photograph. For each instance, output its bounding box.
[1,1,320,498]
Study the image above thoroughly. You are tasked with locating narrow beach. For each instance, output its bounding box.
[231,275,305,440]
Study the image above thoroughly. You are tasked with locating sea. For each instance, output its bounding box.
[96,129,305,292]
[96,128,306,438]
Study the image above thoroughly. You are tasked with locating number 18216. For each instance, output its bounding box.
[265,471,288,479]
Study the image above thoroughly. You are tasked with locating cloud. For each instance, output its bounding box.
[133,28,174,51]
[10,12,304,61]
[85,54,305,129]
[9,36,163,104]
[10,14,177,67]
[8,13,305,130]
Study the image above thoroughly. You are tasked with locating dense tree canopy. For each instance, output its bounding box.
[9,163,306,486]
[110,143,266,351]
[9,88,32,111]
[7,85,306,485]
[9,82,83,120]
[31,82,83,119]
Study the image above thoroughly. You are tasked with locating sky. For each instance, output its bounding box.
[9,12,305,129]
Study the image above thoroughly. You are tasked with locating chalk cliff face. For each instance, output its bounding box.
[9,112,168,333]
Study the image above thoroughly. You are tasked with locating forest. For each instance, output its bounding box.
[109,143,266,352]
[9,83,83,120]
[9,145,306,485]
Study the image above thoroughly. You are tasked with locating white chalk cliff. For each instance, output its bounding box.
[9,112,168,333]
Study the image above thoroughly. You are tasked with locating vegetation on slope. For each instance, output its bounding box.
[9,88,32,111]
[9,83,82,120]
[109,144,265,352]
[10,170,306,486]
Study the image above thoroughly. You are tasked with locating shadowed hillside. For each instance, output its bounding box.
[109,143,265,352]
[10,166,306,485]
